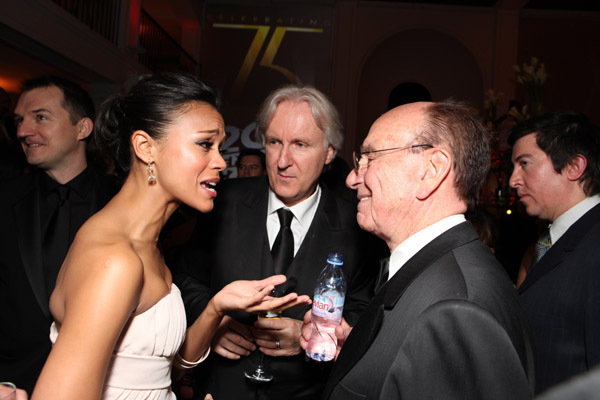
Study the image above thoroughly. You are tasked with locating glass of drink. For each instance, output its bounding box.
[244,288,282,383]
[0,382,16,400]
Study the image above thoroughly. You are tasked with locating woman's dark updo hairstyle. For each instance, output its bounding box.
[95,72,220,179]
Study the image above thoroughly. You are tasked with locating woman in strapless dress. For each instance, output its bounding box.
[31,72,310,400]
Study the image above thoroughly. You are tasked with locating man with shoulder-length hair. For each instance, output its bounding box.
[302,99,534,399]
[0,76,117,394]
[173,85,385,399]
[509,111,600,394]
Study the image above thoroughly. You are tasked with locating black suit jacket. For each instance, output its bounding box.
[0,169,117,394]
[323,222,535,400]
[172,176,385,400]
[519,203,600,394]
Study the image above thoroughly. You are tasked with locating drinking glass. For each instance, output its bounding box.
[244,288,282,383]
[0,382,16,400]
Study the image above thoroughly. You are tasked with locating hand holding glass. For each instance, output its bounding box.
[245,288,282,382]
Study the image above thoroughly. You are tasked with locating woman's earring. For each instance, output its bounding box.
[147,162,157,185]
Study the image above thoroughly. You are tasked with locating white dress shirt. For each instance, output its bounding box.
[387,214,466,282]
[267,186,321,256]
[549,195,600,244]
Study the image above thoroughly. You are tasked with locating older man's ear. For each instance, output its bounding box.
[416,148,451,201]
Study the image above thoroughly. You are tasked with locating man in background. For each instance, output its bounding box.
[509,111,600,394]
[0,76,117,394]
[236,148,266,178]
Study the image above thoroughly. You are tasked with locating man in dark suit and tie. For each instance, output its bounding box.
[172,85,384,400]
[0,76,117,394]
[508,111,600,394]
[302,100,534,399]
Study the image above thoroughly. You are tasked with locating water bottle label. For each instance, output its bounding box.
[312,292,344,319]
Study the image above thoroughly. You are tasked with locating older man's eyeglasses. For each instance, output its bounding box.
[353,144,433,171]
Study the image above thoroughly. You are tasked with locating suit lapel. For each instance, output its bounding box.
[519,204,600,293]
[237,180,273,281]
[324,222,479,398]
[323,288,385,397]
[517,246,564,293]
[283,187,341,296]
[382,222,478,308]
[14,175,51,319]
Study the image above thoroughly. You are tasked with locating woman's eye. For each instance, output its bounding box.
[196,141,212,150]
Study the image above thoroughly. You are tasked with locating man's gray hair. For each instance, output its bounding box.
[255,85,343,156]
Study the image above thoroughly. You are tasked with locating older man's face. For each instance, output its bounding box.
[346,103,429,244]
[264,100,334,207]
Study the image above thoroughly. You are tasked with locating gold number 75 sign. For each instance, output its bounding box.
[214,24,323,94]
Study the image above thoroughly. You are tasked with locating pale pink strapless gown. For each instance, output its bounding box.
[51,284,186,400]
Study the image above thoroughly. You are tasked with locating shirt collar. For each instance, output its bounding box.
[267,185,321,230]
[39,166,92,198]
[550,195,600,243]
[388,214,466,281]
[40,171,60,197]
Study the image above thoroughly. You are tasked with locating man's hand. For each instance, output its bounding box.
[300,310,352,361]
[252,317,303,357]
[211,315,256,360]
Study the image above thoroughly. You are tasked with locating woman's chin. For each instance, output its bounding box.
[194,201,215,214]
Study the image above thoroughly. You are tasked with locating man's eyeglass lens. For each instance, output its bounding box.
[353,144,432,171]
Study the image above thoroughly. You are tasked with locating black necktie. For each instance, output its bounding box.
[271,208,294,274]
[43,185,71,294]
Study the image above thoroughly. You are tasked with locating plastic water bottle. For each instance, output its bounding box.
[306,253,347,362]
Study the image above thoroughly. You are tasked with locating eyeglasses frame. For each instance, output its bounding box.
[353,144,433,171]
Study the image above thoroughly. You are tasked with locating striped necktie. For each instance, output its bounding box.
[532,229,552,267]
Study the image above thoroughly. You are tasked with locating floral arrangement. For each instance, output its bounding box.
[509,56,549,120]
[483,89,504,130]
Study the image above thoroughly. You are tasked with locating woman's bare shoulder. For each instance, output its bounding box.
[54,217,144,313]
[69,227,139,271]
[74,211,130,247]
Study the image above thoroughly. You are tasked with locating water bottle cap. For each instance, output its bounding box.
[327,253,343,265]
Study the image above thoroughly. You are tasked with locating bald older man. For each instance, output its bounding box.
[302,100,534,400]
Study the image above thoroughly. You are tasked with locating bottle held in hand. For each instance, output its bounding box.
[306,253,347,362]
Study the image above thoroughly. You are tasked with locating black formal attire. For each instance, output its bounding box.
[519,203,600,394]
[0,167,118,394]
[172,176,385,400]
[323,221,535,400]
